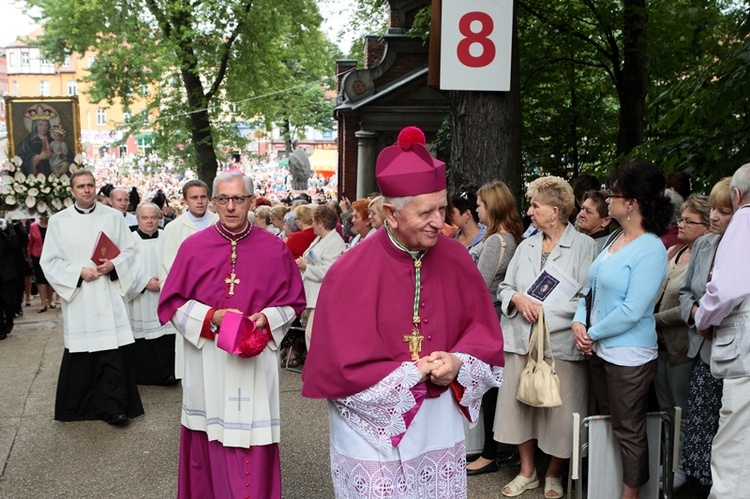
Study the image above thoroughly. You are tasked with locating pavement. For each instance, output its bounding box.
[0,296,709,498]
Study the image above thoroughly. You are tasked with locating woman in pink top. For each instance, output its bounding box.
[27,217,54,312]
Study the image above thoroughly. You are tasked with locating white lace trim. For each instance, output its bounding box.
[331,440,467,499]
[454,352,503,427]
[333,362,421,451]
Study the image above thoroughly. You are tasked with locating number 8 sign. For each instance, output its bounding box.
[440,0,514,91]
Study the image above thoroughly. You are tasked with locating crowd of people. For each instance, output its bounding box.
[1,131,749,499]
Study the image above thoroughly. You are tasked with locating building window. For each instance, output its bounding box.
[41,57,51,66]
[8,52,15,67]
[21,51,30,65]
[96,109,106,125]
[12,81,18,96]
[140,84,150,97]
[40,81,50,96]
[63,54,71,66]
[67,80,77,96]
[88,56,96,68]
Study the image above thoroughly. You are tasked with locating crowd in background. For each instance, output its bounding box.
[2,157,748,499]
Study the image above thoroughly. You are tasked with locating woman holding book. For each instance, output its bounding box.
[494,176,598,498]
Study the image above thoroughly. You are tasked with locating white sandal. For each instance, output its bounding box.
[545,476,564,498]
[502,470,539,497]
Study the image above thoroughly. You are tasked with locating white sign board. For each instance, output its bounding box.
[440,0,514,91]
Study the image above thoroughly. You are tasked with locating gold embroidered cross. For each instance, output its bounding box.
[403,328,424,361]
[225,272,241,296]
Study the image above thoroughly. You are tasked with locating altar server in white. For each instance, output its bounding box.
[41,169,143,426]
[160,179,218,379]
[127,202,177,385]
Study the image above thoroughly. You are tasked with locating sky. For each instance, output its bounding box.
[0,0,354,52]
[0,0,39,46]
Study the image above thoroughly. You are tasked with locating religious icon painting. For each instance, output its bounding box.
[5,96,82,177]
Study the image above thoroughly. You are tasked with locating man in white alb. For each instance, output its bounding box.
[41,169,143,425]
[161,179,218,378]
[109,187,138,228]
[127,202,177,385]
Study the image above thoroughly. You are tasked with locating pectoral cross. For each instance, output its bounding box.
[403,328,424,361]
[225,272,241,296]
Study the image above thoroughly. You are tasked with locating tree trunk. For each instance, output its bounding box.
[180,62,219,187]
[447,14,522,201]
[616,0,647,156]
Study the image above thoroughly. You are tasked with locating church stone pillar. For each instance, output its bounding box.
[356,130,379,197]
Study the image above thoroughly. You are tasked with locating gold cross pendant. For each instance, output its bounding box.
[402,328,424,361]
[225,272,241,296]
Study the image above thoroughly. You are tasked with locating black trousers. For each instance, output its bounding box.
[590,352,657,487]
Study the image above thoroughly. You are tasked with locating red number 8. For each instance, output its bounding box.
[457,11,496,68]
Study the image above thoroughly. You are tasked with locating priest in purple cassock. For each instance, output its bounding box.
[302,127,505,498]
[158,170,305,499]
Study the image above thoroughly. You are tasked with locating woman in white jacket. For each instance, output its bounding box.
[296,203,346,351]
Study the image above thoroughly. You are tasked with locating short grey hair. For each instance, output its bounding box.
[284,212,299,232]
[680,194,711,226]
[212,171,254,197]
[730,163,750,201]
[136,202,162,218]
[382,196,413,212]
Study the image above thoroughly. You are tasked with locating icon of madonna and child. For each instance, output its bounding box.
[11,101,78,177]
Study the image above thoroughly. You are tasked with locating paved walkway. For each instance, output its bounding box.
[1,297,707,498]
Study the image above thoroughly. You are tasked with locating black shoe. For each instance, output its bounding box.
[16,309,23,316]
[107,413,130,426]
[466,459,499,476]
[496,451,521,468]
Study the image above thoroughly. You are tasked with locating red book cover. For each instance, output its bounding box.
[91,231,121,264]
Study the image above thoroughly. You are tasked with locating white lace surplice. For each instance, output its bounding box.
[329,354,502,498]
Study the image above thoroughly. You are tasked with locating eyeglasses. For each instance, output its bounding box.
[213,195,250,205]
[677,218,707,227]
[604,190,624,199]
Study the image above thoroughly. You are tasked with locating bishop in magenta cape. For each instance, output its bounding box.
[158,223,305,498]
[302,227,505,498]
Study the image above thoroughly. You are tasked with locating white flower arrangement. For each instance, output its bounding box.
[1,156,76,216]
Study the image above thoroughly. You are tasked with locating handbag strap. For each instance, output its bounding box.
[530,308,556,369]
[491,233,508,279]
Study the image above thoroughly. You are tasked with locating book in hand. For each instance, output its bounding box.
[91,231,121,265]
[527,272,560,302]
[524,262,582,303]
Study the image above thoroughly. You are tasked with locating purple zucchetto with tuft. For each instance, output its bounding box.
[375,126,447,197]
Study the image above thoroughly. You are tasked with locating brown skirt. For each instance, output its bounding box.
[493,352,589,458]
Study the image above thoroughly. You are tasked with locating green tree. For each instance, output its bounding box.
[239,31,339,153]
[28,0,335,186]
[637,35,750,189]
[517,0,733,180]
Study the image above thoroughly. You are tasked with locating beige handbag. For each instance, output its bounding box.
[516,308,562,408]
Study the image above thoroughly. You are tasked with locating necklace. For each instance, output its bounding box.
[385,223,428,361]
[215,222,252,296]
[611,231,645,253]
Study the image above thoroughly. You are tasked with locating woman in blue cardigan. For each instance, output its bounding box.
[572,161,673,499]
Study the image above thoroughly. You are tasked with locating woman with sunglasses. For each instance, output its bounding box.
[572,161,673,499]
